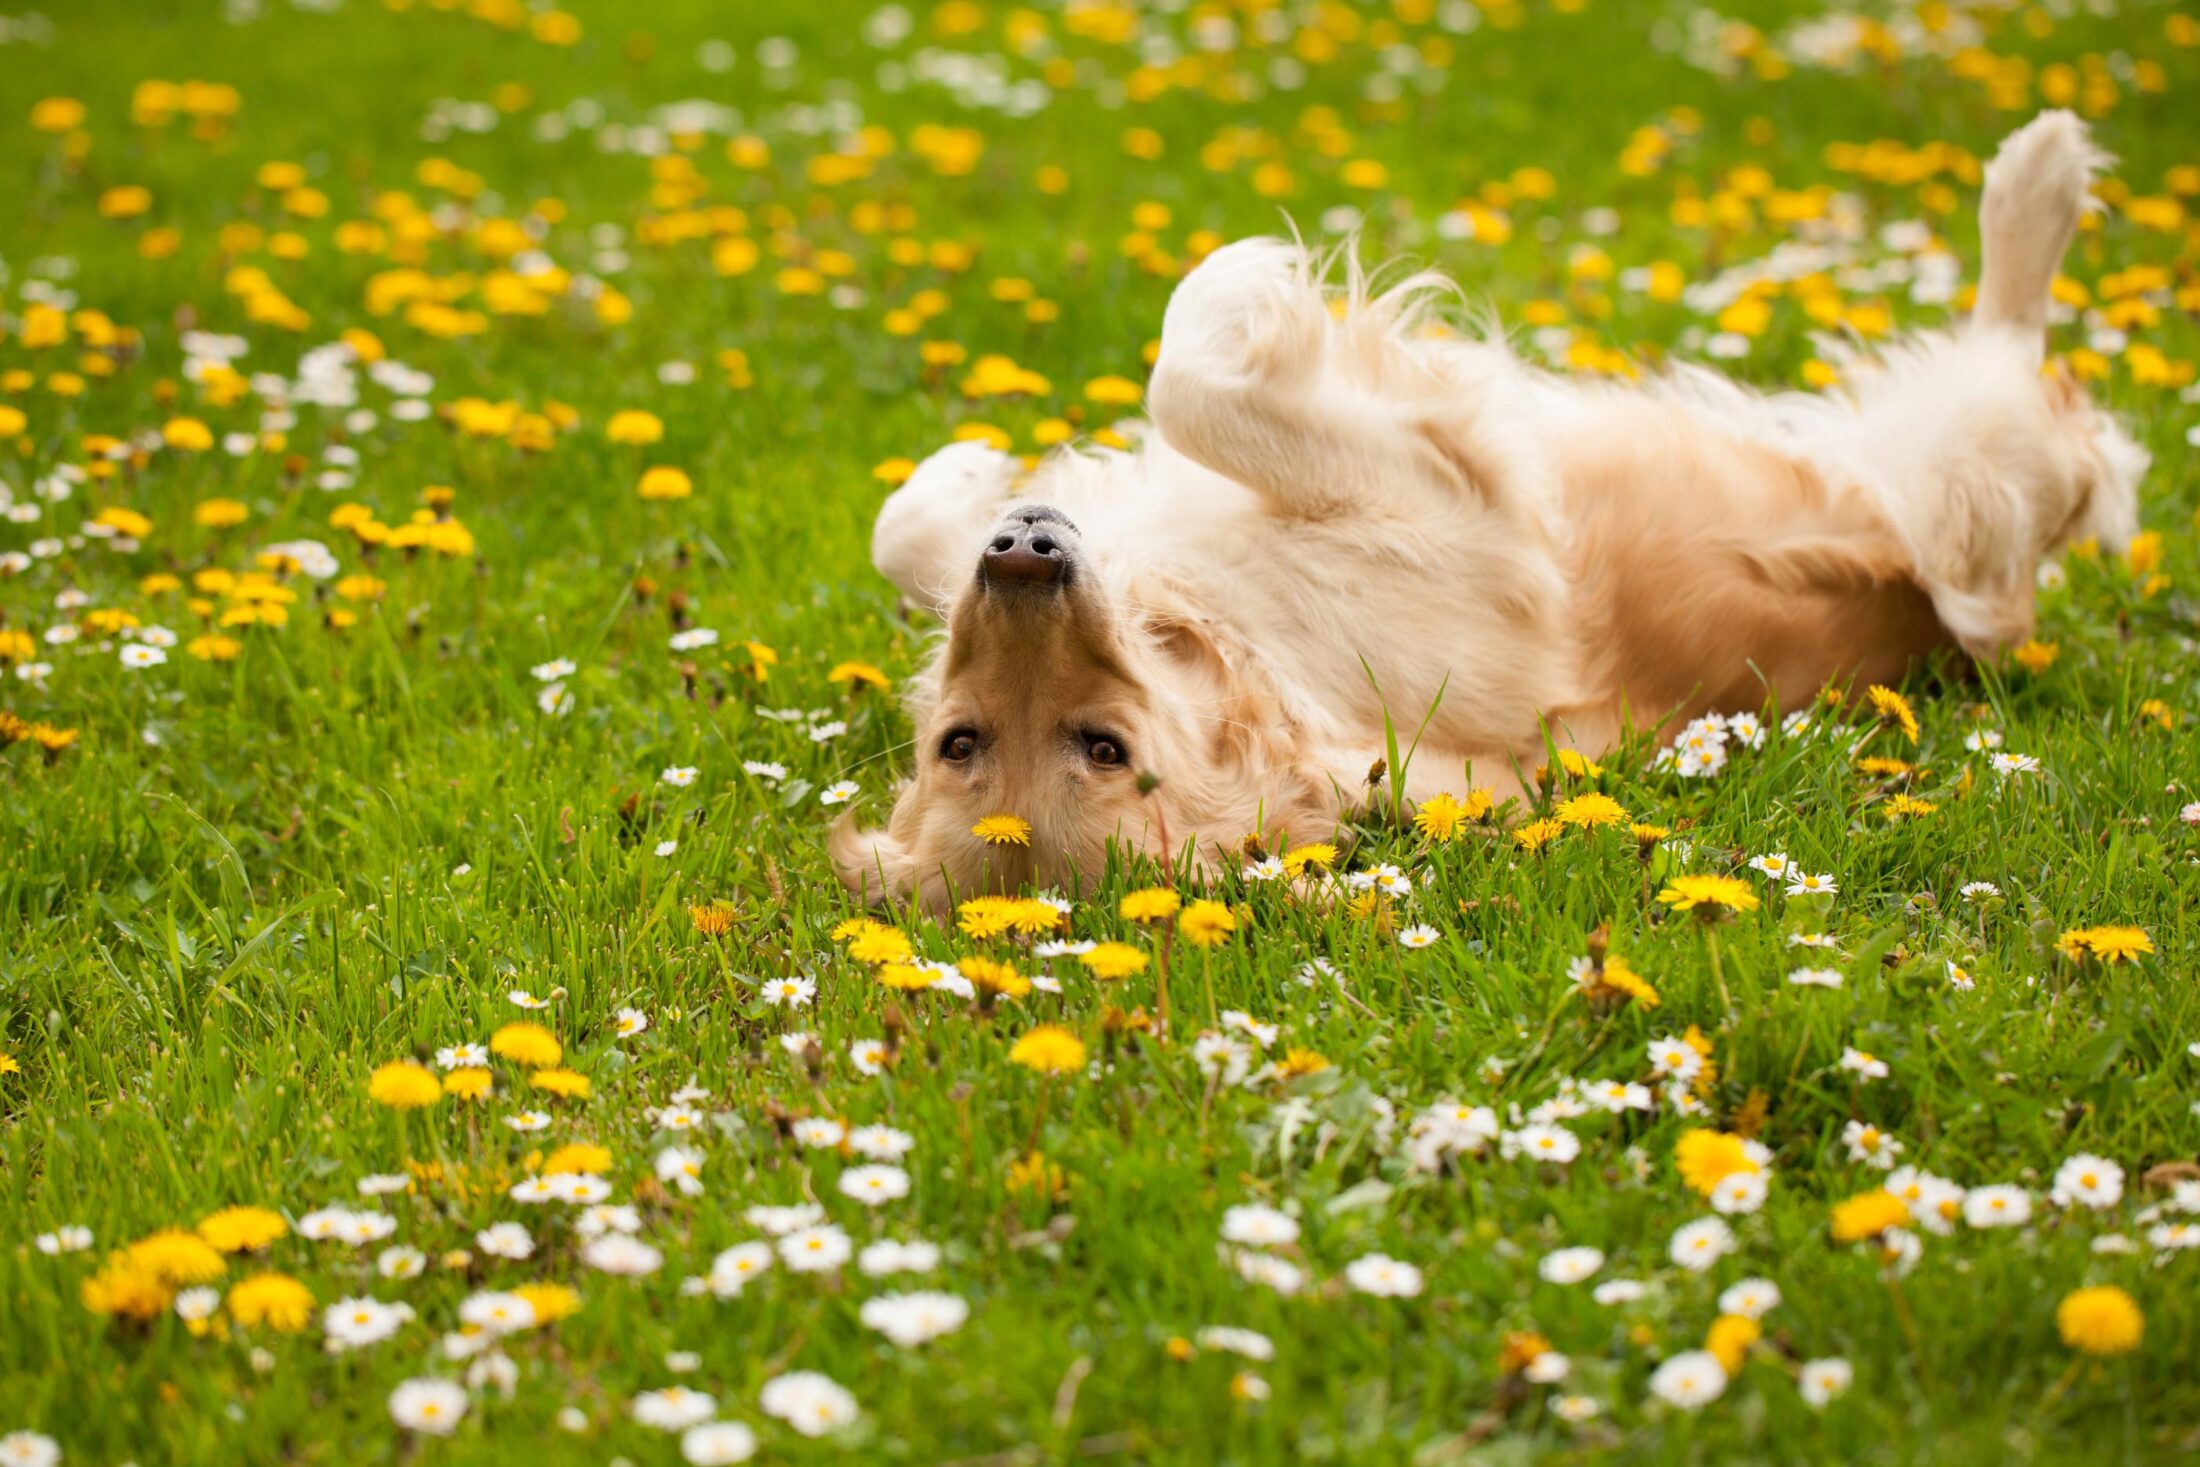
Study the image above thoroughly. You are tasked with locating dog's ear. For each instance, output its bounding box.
[829,804,914,907]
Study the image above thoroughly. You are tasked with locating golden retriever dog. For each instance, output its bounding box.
[835,111,2144,911]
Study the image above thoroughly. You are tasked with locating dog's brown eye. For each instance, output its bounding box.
[939,729,978,762]
[1084,734,1126,767]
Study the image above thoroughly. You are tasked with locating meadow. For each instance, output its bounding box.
[2,0,2198,1462]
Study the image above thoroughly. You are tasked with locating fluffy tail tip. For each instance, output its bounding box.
[1976,110,2109,334]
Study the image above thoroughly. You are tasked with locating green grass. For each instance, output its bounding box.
[2,0,2198,1462]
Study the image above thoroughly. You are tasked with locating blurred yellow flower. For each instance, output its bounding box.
[2057,1286,2143,1356]
[227,1273,314,1332]
[1009,1024,1087,1074]
[637,466,692,500]
[368,1060,442,1109]
[491,1023,562,1068]
[1177,899,1236,948]
[197,1206,288,1253]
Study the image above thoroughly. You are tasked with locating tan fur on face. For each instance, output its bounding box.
[831,563,1330,914]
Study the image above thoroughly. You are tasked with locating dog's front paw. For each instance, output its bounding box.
[871,440,1020,611]
[897,439,1019,501]
[1156,238,1326,388]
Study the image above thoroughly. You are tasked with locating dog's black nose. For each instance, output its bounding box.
[980,506,1076,588]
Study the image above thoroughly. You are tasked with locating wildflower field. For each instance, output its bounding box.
[3,0,2199,1462]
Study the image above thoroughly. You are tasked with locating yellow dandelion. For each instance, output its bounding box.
[529,1067,591,1099]
[1078,942,1149,981]
[690,901,740,936]
[1177,898,1236,948]
[605,409,664,445]
[2057,1285,2143,1356]
[490,1023,562,1068]
[847,924,914,965]
[82,1254,173,1320]
[960,956,1031,1000]
[1656,874,1760,914]
[541,1143,612,1175]
[2059,925,2152,964]
[1554,791,1627,828]
[972,813,1033,847]
[1829,1189,1910,1243]
[827,660,891,691]
[1865,684,1919,742]
[1008,1024,1087,1074]
[1674,1130,1758,1198]
[226,1272,315,1333]
[367,1060,443,1110]
[514,1281,581,1323]
[197,1206,288,1254]
[1412,792,1472,842]
[128,1229,228,1286]
[1705,1314,1761,1374]
[636,465,693,501]
[874,963,934,991]
[1599,955,1660,1007]
[1119,888,1181,923]
[1512,817,1564,854]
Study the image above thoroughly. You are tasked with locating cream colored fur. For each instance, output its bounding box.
[836,111,2145,910]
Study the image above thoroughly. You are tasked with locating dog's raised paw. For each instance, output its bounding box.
[1157,238,1327,387]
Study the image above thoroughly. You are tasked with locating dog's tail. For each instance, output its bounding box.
[1974,110,2105,342]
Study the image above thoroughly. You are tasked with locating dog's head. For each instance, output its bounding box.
[832,501,1326,912]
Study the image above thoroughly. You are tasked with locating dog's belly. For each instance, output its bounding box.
[1548,405,1955,734]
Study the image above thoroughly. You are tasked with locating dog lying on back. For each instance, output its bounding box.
[836,111,2144,912]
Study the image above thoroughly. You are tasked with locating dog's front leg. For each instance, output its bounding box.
[1148,239,1472,519]
[870,441,1021,617]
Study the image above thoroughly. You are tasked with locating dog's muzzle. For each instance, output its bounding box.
[979,504,1079,590]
